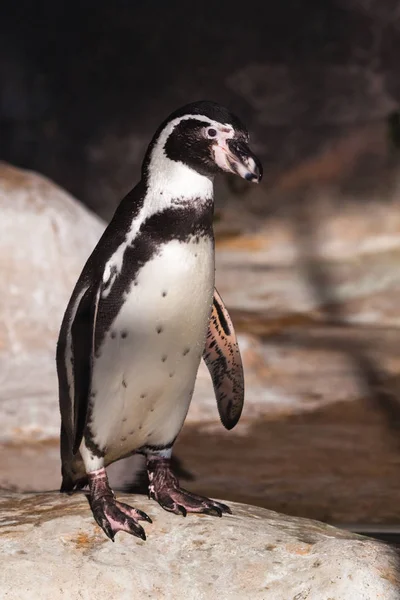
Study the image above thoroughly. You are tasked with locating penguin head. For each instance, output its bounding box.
[143,101,262,184]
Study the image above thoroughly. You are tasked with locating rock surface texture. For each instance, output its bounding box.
[1,492,399,600]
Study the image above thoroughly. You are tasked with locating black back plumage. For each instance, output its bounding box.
[57,182,148,457]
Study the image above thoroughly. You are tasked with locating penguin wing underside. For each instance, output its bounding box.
[203,288,244,430]
[70,283,101,454]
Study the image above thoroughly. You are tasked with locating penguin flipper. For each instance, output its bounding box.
[70,284,101,454]
[203,288,244,430]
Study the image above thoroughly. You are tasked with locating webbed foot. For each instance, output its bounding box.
[147,457,231,517]
[88,468,151,541]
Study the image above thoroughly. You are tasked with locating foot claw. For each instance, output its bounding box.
[177,505,187,517]
[136,508,153,523]
[117,501,152,524]
[203,506,222,517]
[98,517,115,542]
[127,520,146,541]
[218,502,232,515]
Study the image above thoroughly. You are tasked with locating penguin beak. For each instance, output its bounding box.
[214,139,263,183]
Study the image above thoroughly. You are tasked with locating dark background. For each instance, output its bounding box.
[1,0,400,219]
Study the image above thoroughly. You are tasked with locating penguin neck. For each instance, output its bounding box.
[143,159,214,213]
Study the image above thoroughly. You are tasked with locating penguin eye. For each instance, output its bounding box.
[206,127,217,139]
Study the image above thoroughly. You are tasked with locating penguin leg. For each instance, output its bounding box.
[87,468,152,541]
[146,455,232,517]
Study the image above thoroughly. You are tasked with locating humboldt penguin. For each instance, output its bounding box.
[56,100,262,541]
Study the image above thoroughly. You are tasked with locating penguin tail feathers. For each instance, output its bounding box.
[60,476,74,494]
[60,469,88,494]
[60,477,88,494]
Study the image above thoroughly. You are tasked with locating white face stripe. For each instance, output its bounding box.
[146,113,233,202]
[156,113,234,143]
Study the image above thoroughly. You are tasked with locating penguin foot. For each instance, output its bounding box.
[147,457,232,517]
[88,468,152,541]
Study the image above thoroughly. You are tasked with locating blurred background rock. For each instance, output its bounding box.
[2,0,400,529]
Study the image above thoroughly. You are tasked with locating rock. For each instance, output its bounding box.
[1,492,399,600]
[0,162,104,443]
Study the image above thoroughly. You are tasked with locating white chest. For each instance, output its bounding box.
[89,236,215,460]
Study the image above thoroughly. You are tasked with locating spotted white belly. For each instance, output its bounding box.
[87,236,214,463]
